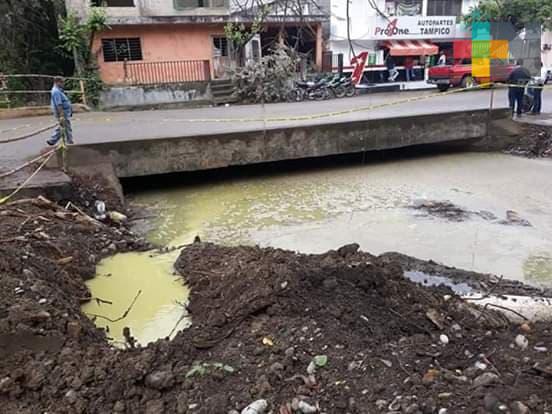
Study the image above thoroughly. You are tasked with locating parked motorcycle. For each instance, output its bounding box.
[287,78,330,102]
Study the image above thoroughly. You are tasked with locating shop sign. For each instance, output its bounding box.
[371,16,457,39]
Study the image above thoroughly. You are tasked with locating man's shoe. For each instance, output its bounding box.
[46,140,57,146]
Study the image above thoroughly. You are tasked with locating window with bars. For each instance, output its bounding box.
[91,0,135,6]
[213,37,229,57]
[385,0,422,16]
[102,38,143,62]
[427,0,462,16]
[174,0,226,9]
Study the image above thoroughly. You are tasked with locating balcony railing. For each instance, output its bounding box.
[123,59,211,85]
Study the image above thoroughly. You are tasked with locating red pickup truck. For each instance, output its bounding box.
[428,60,517,92]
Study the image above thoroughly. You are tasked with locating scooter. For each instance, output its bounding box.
[287,78,330,102]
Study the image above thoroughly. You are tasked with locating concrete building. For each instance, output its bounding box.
[327,0,477,82]
[543,31,552,69]
[66,0,327,85]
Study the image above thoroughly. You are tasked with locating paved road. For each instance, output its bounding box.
[1,88,551,166]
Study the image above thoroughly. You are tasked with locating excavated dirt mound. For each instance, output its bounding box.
[505,125,552,158]
[1,197,552,413]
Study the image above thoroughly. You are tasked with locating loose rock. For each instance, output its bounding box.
[241,399,268,414]
[473,372,500,388]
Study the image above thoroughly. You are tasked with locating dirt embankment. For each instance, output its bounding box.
[505,125,552,158]
[0,186,551,413]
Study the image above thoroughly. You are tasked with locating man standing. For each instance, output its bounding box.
[437,51,447,66]
[47,76,74,146]
[530,61,547,115]
[386,54,399,82]
[507,64,531,117]
[405,57,415,81]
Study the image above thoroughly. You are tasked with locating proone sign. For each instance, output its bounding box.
[372,16,457,39]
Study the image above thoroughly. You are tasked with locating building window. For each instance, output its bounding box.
[385,0,422,16]
[102,38,143,62]
[91,0,135,6]
[174,0,226,9]
[213,37,229,57]
[427,0,462,16]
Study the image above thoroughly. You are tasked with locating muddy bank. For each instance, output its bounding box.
[505,125,552,158]
[382,251,552,298]
[1,189,552,414]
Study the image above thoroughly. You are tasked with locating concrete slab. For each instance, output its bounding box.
[0,167,72,201]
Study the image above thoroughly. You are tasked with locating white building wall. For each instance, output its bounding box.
[66,0,231,20]
[329,0,473,62]
[543,31,552,68]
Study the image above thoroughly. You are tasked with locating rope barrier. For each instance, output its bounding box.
[3,74,95,82]
[161,82,551,124]
[0,150,56,205]
[0,148,58,179]
[163,81,492,124]
[0,123,57,145]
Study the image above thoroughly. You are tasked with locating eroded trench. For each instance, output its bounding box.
[82,148,552,346]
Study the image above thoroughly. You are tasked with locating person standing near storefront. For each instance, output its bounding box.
[405,57,415,81]
[386,54,399,82]
[437,51,446,66]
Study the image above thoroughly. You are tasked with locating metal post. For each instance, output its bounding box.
[79,79,87,106]
[487,87,495,138]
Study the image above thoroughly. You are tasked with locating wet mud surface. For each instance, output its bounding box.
[1,185,552,414]
[411,200,532,227]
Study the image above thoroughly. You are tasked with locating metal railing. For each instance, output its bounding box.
[123,60,211,85]
[0,74,90,108]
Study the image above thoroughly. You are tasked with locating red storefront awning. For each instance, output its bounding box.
[383,40,439,56]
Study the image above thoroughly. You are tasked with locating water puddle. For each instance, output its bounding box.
[128,152,552,285]
[403,271,474,295]
[81,250,190,347]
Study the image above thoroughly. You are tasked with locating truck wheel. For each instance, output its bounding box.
[461,75,476,89]
[437,84,449,92]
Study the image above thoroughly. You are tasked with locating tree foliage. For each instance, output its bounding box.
[0,0,72,75]
[231,45,299,103]
[59,8,108,73]
[464,0,552,31]
[224,4,269,59]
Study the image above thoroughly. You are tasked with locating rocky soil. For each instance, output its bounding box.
[0,189,551,413]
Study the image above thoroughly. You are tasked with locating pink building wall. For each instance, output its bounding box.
[93,24,225,84]
[93,23,323,85]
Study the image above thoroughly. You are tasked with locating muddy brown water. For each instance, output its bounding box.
[85,151,552,344]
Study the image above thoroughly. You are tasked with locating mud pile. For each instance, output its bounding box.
[1,196,551,413]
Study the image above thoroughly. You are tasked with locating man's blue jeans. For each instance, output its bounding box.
[49,118,73,144]
[532,87,542,114]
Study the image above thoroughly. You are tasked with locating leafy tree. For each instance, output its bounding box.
[464,0,552,31]
[224,3,270,64]
[59,8,108,106]
[0,0,72,75]
[59,8,109,74]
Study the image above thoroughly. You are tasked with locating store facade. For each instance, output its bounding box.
[328,0,473,84]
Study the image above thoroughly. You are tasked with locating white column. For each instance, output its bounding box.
[422,0,428,16]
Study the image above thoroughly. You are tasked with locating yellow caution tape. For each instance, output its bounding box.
[0,150,56,205]
[164,81,547,124]
[0,124,68,205]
